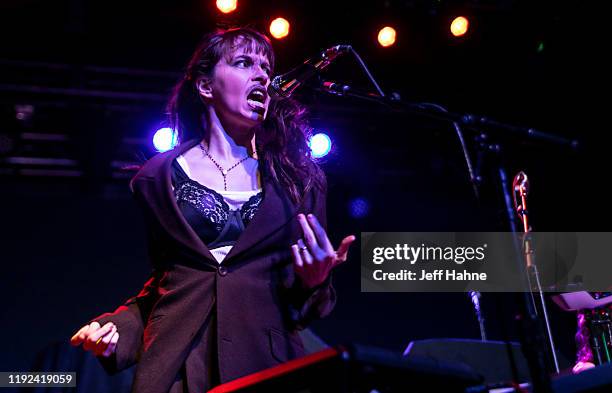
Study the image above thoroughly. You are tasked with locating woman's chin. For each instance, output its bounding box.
[221,107,266,130]
[243,109,266,123]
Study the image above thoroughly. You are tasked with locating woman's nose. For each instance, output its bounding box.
[252,66,269,85]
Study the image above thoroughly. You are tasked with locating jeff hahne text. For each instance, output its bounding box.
[371,243,488,281]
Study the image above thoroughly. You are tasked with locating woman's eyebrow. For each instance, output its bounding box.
[234,53,270,68]
[233,54,251,61]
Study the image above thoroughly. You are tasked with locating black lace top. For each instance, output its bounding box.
[171,159,263,249]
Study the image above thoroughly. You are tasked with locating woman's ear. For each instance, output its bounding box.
[196,78,213,100]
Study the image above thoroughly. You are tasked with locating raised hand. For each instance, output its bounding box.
[290,213,355,289]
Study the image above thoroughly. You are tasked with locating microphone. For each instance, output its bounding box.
[268,45,352,98]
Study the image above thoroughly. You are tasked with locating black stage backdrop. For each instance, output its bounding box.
[0,0,608,383]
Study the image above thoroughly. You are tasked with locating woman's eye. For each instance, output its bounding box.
[235,59,251,67]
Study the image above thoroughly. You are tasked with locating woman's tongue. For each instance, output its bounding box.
[247,94,265,112]
[247,98,264,109]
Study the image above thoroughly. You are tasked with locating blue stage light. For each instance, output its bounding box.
[308,132,332,158]
[153,127,178,152]
[349,197,370,218]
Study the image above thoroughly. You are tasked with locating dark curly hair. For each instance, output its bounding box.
[166,27,324,205]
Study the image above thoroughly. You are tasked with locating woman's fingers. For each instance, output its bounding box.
[95,327,117,356]
[292,239,325,288]
[93,326,117,356]
[100,327,116,345]
[83,322,115,351]
[88,322,115,343]
[306,214,334,254]
[297,239,314,265]
[334,235,356,265]
[291,243,304,268]
[70,323,92,346]
[297,214,322,256]
[71,321,119,357]
[71,321,100,346]
[102,332,119,358]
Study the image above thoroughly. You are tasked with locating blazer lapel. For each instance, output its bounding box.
[137,139,219,266]
[222,166,301,264]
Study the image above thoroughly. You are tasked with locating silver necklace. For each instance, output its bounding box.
[199,142,255,191]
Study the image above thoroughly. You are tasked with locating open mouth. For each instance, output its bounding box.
[246,87,267,113]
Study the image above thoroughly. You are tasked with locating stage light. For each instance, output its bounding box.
[269,17,290,39]
[153,127,178,152]
[216,0,237,14]
[377,26,396,47]
[308,132,332,158]
[349,197,370,218]
[450,16,469,37]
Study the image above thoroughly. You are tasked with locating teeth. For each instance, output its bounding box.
[249,89,265,103]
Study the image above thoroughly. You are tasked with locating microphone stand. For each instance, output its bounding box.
[513,173,560,375]
[314,75,574,392]
[316,82,578,149]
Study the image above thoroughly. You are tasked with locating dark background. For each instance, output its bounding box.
[1,0,608,379]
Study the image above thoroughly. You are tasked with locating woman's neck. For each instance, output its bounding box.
[202,108,258,162]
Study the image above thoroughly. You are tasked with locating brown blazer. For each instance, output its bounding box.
[93,139,335,392]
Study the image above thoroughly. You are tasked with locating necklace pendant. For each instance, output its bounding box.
[222,169,228,176]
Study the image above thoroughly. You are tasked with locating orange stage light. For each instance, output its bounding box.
[270,17,290,39]
[216,0,237,14]
[450,16,469,37]
[377,26,397,47]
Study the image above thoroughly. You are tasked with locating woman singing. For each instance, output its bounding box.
[70,27,355,393]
